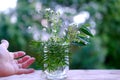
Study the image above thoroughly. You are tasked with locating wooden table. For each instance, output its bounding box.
[0,70,120,80]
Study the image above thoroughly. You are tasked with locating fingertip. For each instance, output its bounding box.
[31,57,35,60]
[16,68,35,75]
[18,55,31,63]
[30,57,36,63]
[21,57,35,68]
[18,51,26,55]
[28,68,35,73]
[14,51,26,58]
[1,39,9,49]
[1,39,7,42]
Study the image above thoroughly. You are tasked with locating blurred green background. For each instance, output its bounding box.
[0,0,120,69]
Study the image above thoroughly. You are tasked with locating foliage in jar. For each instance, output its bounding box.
[29,8,93,71]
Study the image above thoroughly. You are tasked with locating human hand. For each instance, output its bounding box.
[0,40,35,77]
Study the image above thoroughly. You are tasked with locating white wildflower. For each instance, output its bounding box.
[45,8,51,11]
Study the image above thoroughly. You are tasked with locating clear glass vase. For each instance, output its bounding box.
[44,64,69,80]
[43,42,69,80]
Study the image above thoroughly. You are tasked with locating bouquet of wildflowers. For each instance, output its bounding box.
[30,8,93,71]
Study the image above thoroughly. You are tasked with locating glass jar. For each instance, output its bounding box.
[43,42,69,80]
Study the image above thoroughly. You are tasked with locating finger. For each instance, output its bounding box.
[18,55,30,63]
[16,68,35,75]
[13,51,26,58]
[0,40,9,49]
[19,57,35,68]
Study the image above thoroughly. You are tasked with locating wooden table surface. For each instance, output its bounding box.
[0,70,120,80]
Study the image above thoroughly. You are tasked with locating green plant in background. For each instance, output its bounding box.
[29,8,93,71]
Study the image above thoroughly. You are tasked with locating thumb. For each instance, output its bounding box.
[0,40,9,49]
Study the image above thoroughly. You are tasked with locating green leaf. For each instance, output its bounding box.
[72,41,86,46]
[78,36,89,44]
[79,27,93,37]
